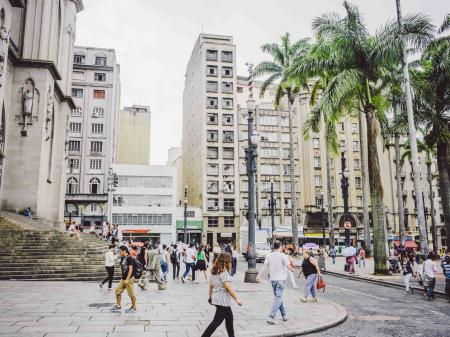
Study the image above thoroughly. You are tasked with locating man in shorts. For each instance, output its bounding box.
[111,246,136,313]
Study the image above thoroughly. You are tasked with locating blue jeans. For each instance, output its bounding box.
[331,256,336,264]
[304,274,318,299]
[183,262,195,281]
[161,261,169,281]
[269,281,286,319]
[427,277,436,298]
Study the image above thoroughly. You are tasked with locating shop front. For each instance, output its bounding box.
[176,220,203,244]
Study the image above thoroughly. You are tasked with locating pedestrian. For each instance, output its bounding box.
[195,245,209,283]
[298,250,321,303]
[111,246,136,313]
[137,242,148,270]
[102,222,109,240]
[231,246,238,276]
[423,251,437,301]
[100,244,117,289]
[441,250,450,302]
[181,242,197,283]
[139,243,166,290]
[205,243,212,265]
[201,252,242,337]
[317,246,326,271]
[328,247,337,264]
[358,247,366,268]
[68,223,81,241]
[347,253,356,274]
[256,240,294,325]
[285,248,298,289]
[160,244,170,282]
[170,244,181,280]
[401,254,415,294]
[130,245,138,258]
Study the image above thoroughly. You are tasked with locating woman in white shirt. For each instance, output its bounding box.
[423,251,437,301]
[100,244,117,289]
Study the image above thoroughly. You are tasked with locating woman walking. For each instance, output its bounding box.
[195,245,209,283]
[298,250,321,302]
[201,252,242,337]
[100,244,117,289]
[160,244,170,283]
[347,254,356,274]
[401,254,415,294]
[423,252,437,301]
[286,249,298,289]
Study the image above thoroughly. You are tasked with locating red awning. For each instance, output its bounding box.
[394,240,418,249]
[123,229,150,234]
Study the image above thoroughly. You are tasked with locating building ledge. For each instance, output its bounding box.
[65,194,108,202]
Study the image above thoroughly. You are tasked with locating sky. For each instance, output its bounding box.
[75,0,449,165]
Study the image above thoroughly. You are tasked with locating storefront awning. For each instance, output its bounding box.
[394,240,418,249]
[176,220,203,230]
[123,229,151,234]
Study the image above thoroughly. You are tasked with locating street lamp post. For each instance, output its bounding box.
[269,179,276,248]
[340,150,350,247]
[244,62,259,283]
[320,195,326,247]
[183,185,188,244]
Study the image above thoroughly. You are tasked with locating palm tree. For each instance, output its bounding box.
[254,33,310,249]
[289,1,433,273]
[401,140,438,255]
[411,14,450,252]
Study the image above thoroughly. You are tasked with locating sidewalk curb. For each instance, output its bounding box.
[322,270,448,299]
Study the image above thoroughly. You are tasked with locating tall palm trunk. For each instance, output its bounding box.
[365,107,388,274]
[325,146,334,248]
[287,94,298,248]
[426,160,438,255]
[359,111,371,256]
[394,105,405,245]
[436,140,450,250]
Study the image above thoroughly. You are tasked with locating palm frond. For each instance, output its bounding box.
[438,13,450,34]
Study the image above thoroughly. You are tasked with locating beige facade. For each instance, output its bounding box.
[117,105,151,165]
[0,0,83,228]
[182,34,240,248]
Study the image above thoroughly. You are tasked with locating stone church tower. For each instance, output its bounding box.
[0,0,83,228]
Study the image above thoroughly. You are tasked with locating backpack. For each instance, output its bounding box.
[132,258,143,279]
[170,251,178,263]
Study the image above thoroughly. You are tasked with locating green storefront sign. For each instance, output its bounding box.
[176,220,203,230]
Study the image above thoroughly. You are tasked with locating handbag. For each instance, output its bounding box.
[316,276,326,292]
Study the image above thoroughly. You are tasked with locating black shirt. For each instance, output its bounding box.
[120,255,133,280]
[301,257,317,278]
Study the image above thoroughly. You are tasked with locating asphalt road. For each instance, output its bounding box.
[241,260,450,337]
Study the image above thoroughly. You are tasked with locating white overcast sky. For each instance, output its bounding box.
[75,0,449,165]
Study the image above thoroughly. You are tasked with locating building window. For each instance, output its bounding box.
[357,196,363,207]
[260,115,278,126]
[261,148,279,158]
[224,199,235,211]
[89,177,100,194]
[207,113,218,125]
[206,49,218,61]
[67,158,80,173]
[339,122,345,132]
[223,98,233,109]
[313,156,321,169]
[74,54,85,64]
[71,88,83,97]
[222,66,233,77]
[223,114,233,125]
[69,122,81,133]
[207,147,218,159]
[68,140,80,152]
[90,159,102,172]
[207,97,218,108]
[207,130,218,142]
[91,141,103,154]
[94,72,106,81]
[354,159,360,170]
[207,164,219,176]
[355,176,362,188]
[280,117,289,127]
[260,133,278,142]
[95,56,107,66]
[352,123,358,133]
[223,131,234,143]
[237,86,243,93]
[340,139,346,149]
[221,51,233,62]
[283,164,292,176]
[313,138,320,149]
[260,164,279,175]
[91,123,104,134]
[314,175,322,187]
[207,65,218,77]
[222,82,233,94]
[352,141,359,151]
[224,216,235,227]
[70,107,82,116]
[207,180,219,194]
[223,181,234,193]
[93,90,105,99]
[208,216,219,227]
[66,177,78,194]
[315,195,323,207]
[207,199,219,211]
[207,81,218,93]
[73,71,85,80]
[223,147,234,160]
[93,107,104,117]
[223,164,234,176]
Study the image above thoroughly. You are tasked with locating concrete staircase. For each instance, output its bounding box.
[0,213,111,281]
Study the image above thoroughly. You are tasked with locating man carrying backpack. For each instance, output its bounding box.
[112,246,137,313]
[139,243,166,290]
[170,244,180,280]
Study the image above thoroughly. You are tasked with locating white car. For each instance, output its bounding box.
[255,242,271,262]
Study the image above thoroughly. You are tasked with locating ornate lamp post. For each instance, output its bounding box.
[268,178,277,248]
[319,194,326,247]
[183,185,188,244]
[340,147,350,247]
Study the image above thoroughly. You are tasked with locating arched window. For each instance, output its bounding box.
[66,177,78,194]
[89,177,100,194]
[65,203,78,216]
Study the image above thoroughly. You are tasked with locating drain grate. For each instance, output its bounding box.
[88,303,115,308]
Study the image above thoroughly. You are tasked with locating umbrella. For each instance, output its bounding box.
[303,243,319,249]
[342,246,357,257]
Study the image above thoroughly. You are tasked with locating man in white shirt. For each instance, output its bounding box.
[256,241,294,324]
[181,242,197,283]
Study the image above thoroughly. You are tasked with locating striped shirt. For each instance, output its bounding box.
[210,271,233,306]
[442,259,450,279]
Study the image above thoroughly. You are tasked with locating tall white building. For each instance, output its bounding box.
[182,34,240,248]
[64,46,120,229]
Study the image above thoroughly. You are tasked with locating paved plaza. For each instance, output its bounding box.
[0,271,346,337]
